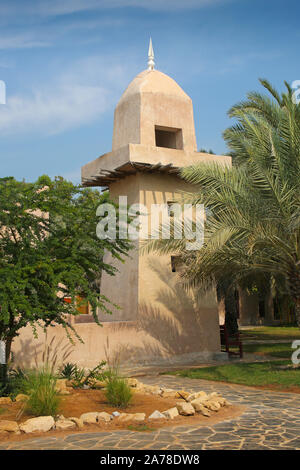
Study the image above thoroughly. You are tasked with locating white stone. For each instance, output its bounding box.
[203,400,220,411]
[162,407,179,419]
[148,410,165,420]
[20,416,55,433]
[97,412,112,422]
[176,402,195,416]
[127,378,139,388]
[55,418,76,430]
[80,412,99,424]
[187,391,208,402]
[117,413,133,422]
[132,413,146,422]
[69,417,84,429]
[0,420,19,433]
[112,411,121,417]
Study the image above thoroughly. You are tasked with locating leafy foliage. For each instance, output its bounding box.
[58,362,77,380]
[68,361,107,388]
[145,79,300,326]
[0,176,131,360]
[105,373,133,408]
[21,369,61,416]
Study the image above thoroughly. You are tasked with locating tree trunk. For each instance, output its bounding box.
[295,300,300,327]
[5,338,13,363]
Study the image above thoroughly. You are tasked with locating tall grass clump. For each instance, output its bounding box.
[105,373,133,408]
[22,369,61,416]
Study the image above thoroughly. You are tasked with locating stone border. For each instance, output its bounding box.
[0,379,231,435]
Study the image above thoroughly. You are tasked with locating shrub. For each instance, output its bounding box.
[70,361,106,389]
[21,369,61,416]
[59,362,77,380]
[0,365,26,398]
[105,375,133,408]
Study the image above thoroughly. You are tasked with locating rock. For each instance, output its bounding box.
[97,412,112,422]
[187,391,208,402]
[55,378,67,391]
[176,402,195,416]
[0,420,19,433]
[112,411,121,418]
[142,385,161,395]
[55,379,70,395]
[160,388,178,398]
[20,416,55,433]
[191,398,209,412]
[148,410,165,420]
[80,412,99,424]
[176,390,190,401]
[127,378,139,388]
[55,418,76,430]
[15,394,29,403]
[213,396,226,407]
[0,397,12,405]
[132,413,146,422]
[92,379,107,389]
[203,400,220,412]
[196,404,211,417]
[117,413,134,422]
[162,407,179,419]
[190,396,208,408]
[69,417,84,429]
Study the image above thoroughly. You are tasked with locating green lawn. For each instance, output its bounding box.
[240,342,292,358]
[241,326,300,341]
[168,360,300,392]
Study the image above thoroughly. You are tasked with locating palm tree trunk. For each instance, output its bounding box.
[295,300,300,327]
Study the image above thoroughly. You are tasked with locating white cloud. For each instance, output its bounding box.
[0,33,50,50]
[0,0,232,17]
[0,57,132,136]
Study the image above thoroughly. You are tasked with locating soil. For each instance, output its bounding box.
[0,388,244,444]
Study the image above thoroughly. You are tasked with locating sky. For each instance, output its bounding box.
[0,0,299,183]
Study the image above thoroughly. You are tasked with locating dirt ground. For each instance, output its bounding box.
[0,388,244,443]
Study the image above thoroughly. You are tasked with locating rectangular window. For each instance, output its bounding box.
[155,126,183,150]
[64,296,90,315]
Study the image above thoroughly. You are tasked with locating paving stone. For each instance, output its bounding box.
[0,375,299,450]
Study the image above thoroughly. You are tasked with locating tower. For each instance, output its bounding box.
[82,41,231,366]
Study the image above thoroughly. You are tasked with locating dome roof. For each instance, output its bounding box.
[118,69,191,104]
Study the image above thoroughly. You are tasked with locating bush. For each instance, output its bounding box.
[69,361,106,389]
[21,369,61,416]
[0,365,26,399]
[105,375,133,408]
[59,362,77,380]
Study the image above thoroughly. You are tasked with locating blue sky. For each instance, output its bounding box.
[0,0,299,183]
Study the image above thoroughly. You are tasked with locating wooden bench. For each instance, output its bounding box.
[220,324,243,358]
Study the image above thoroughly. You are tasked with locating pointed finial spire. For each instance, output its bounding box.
[147,37,155,71]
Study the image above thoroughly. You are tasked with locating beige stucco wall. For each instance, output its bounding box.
[12,68,230,369]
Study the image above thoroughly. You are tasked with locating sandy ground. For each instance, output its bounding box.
[0,388,244,443]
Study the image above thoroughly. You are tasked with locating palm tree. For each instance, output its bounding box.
[146,79,300,326]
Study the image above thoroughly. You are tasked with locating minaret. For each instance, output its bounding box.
[81,45,231,366]
[147,37,155,71]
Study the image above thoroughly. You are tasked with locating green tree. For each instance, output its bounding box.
[0,176,131,361]
[146,79,300,327]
